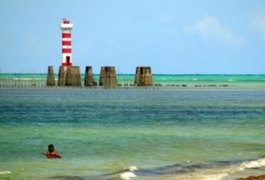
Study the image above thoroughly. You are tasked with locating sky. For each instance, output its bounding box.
[0,0,265,74]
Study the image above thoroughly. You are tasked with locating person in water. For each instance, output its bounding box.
[43,144,62,159]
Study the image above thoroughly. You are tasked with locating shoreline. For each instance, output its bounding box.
[119,166,265,180]
[2,165,264,180]
[82,158,265,180]
[110,158,265,180]
[47,164,265,180]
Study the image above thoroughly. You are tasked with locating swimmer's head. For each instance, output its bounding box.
[48,144,55,152]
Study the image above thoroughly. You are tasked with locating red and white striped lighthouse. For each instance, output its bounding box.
[60,18,73,67]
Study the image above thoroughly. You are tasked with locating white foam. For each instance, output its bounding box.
[0,171,11,175]
[176,158,265,180]
[237,157,265,171]
[120,166,138,180]
[128,166,138,171]
[120,171,136,180]
[202,173,229,180]
[203,158,265,180]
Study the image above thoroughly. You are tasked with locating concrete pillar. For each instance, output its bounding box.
[66,66,82,86]
[134,66,153,86]
[99,66,117,88]
[58,66,81,86]
[84,66,94,87]
[46,66,55,86]
[58,66,66,86]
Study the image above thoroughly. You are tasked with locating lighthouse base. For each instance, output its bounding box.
[58,66,82,87]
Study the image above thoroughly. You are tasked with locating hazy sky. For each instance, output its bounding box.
[1,0,265,74]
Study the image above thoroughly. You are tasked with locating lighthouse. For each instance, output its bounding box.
[57,18,81,86]
[60,18,73,67]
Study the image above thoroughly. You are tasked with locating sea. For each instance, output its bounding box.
[0,74,265,179]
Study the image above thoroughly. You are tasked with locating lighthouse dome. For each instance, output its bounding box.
[60,18,73,30]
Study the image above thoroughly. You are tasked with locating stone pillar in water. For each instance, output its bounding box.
[58,66,81,86]
[58,66,66,86]
[66,66,82,86]
[99,66,117,88]
[46,66,55,86]
[84,66,94,87]
[134,66,153,86]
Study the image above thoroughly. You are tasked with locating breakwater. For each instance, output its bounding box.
[48,66,153,88]
[1,74,265,89]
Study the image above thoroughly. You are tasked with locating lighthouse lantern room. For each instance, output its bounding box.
[60,18,73,67]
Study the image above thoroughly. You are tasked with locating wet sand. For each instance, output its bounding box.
[238,175,265,180]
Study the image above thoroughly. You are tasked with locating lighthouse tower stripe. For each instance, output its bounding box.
[62,33,71,38]
[62,49,72,53]
[62,41,71,46]
[60,18,73,67]
[62,46,72,49]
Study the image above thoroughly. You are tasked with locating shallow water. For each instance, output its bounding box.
[0,87,265,179]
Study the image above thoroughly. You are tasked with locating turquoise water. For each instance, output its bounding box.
[1,74,265,90]
[0,86,265,179]
[1,73,265,84]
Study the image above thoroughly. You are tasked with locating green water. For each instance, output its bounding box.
[1,73,265,85]
[0,87,265,179]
